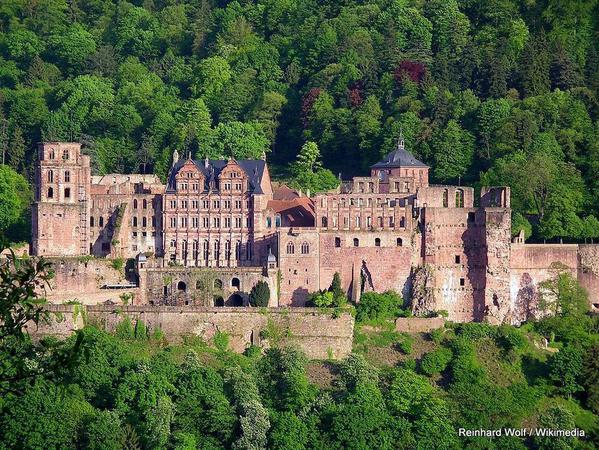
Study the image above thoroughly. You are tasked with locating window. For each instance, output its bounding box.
[225,240,231,259]
[213,217,220,228]
[143,199,147,209]
[232,277,240,289]
[224,217,231,228]
[192,217,198,228]
[203,217,209,227]
[460,278,465,287]
[64,171,70,182]
[286,242,295,254]
[152,216,156,227]
[455,255,461,264]
[133,217,138,227]
[142,217,147,227]
[47,187,54,198]
[181,217,188,227]
[177,281,186,291]
[468,212,475,223]
[214,279,223,289]
[99,216,104,227]
[169,200,176,209]
[375,238,381,247]
[301,242,309,254]
[235,200,242,209]
[321,216,328,227]
[170,217,176,227]
[90,217,95,227]
[266,217,272,228]
[235,217,242,228]
[378,216,383,227]
[443,189,449,208]
[47,170,54,183]
[181,200,188,209]
[335,237,341,247]
[133,199,138,209]
[456,189,464,208]
[49,149,55,159]
[396,237,403,247]
[64,188,71,198]
[214,240,220,259]
[275,215,281,227]
[203,200,209,209]
[353,238,359,247]
[62,149,69,160]
[213,200,220,209]
[224,200,231,209]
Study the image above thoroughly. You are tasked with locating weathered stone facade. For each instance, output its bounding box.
[32,140,599,323]
[30,305,354,359]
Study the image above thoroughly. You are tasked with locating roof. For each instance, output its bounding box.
[267,197,315,227]
[167,158,267,194]
[273,184,301,200]
[371,136,428,169]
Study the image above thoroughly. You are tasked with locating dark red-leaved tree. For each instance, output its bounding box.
[394,60,427,85]
[348,80,364,107]
[301,87,322,128]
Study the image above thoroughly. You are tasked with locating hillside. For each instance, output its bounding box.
[0,0,598,243]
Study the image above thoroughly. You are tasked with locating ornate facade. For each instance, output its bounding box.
[32,140,599,323]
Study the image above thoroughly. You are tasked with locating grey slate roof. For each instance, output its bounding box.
[166,158,267,194]
[371,137,428,169]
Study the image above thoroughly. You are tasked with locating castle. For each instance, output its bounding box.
[31,140,599,324]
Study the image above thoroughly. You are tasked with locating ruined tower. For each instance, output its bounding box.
[32,142,91,256]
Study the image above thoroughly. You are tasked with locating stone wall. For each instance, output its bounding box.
[31,305,355,360]
[138,266,275,306]
[578,245,599,308]
[44,257,136,304]
[395,317,445,333]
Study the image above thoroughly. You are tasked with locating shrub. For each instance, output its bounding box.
[110,258,124,271]
[429,328,445,344]
[115,316,134,339]
[456,322,497,340]
[356,291,407,323]
[213,331,230,352]
[496,325,527,352]
[395,334,413,355]
[420,347,453,376]
[134,319,148,340]
[249,281,270,307]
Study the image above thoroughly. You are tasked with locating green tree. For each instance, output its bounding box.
[201,121,269,160]
[549,346,584,397]
[432,120,475,182]
[249,280,270,307]
[0,165,30,231]
[7,125,25,175]
[48,24,96,73]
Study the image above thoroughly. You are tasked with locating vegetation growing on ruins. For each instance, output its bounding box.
[1,241,599,448]
[0,0,598,243]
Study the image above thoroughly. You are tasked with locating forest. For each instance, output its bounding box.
[1,244,599,449]
[0,0,598,242]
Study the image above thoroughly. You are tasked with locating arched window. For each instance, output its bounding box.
[225,240,231,260]
[266,217,272,228]
[99,216,104,227]
[301,242,309,254]
[177,281,186,291]
[375,238,381,247]
[49,149,55,159]
[133,217,138,227]
[47,187,54,198]
[321,216,328,227]
[353,238,359,247]
[456,189,464,208]
[442,189,449,208]
[286,242,295,254]
[133,199,138,209]
[47,170,54,183]
[396,237,403,247]
[64,171,70,182]
[275,215,281,227]
[142,217,147,227]
[64,188,71,198]
[90,216,95,227]
[143,199,147,209]
[335,237,341,248]
[214,240,220,259]
[231,277,240,289]
[235,241,241,260]
[214,279,223,289]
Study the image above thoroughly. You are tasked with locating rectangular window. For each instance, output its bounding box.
[170,217,176,228]
[213,217,220,228]
[460,278,465,287]
[224,200,231,209]
[203,217,209,228]
[224,217,231,228]
[235,200,242,209]
[192,217,198,228]
[169,200,176,209]
[455,255,461,264]
[213,200,220,209]
[235,217,242,228]
[203,200,209,209]
[181,200,188,209]
[192,200,198,209]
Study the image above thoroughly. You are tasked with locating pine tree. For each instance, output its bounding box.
[8,126,26,175]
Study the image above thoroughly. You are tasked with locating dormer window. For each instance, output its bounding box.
[49,149,55,159]
[62,149,69,160]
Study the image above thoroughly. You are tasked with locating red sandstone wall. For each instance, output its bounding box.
[509,244,579,321]
[578,245,599,309]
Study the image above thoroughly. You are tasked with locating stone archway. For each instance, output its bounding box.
[213,296,225,307]
[227,293,244,307]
